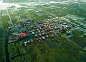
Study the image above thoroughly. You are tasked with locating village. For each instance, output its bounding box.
[0,1,86,62]
[6,18,73,46]
[5,16,86,62]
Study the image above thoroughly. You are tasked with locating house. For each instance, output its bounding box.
[39,37,42,40]
[54,26,58,30]
[47,32,50,35]
[50,24,53,26]
[83,33,86,37]
[51,34,54,37]
[39,28,42,30]
[24,41,27,46]
[28,40,30,43]
[42,36,45,40]
[12,32,18,36]
[35,34,38,38]
[42,33,45,36]
[18,32,28,37]
[49,28,53,31]
[8,38,11,40]
[8,27,11,29]
[36,38,38,41]
[60,21,63,24]
[27,24,29,26]
[32,32,35,35]
[9,30,12,32]
[43,28,45,30]
[63,23,67,25]
[35,32,38,34]
[7,30,9,34]
[18,25,21,28]
[41,25,44,28]
[35,27,37,29]
[39,33,42,37]
[31,39,33,42]
[39,40,41,42]
[57,27,61,29]
[50,31,53,34]
[11,29,14,32]
[47,29,49,32]
[36,28,39,31]
[67,26,71,29]
[46,35,49,38]
[29,28,32,30]
[22,25,24,27]
[66,31,72,35]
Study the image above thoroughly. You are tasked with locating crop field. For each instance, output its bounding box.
[8,38,85,62]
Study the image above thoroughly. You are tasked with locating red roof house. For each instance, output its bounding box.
[18,32,27,37]
[8,38,11,40]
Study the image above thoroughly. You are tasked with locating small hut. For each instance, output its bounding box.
[35,32,38,34]
[42,36,45,40]
[50,31,53,34]
[39,28,42,30]
[47,32,50,35]
[12,32,18,36]
[36,38,38,41]
[7,30,9,34]
[32,32,35,35]
[66,31,72,35]
[46,35,49,38]
[42,33,45,36]
[39,37,42,40]
[31,39,33,42]
[28,40,30,43]
[51,34,54,37]
[24,41,27,46]
[35,34,38,38]
[8,27,11,29]
[49,28,53,31]
[39,33,42,37]
[11,29,14,32]
[63,23,67,25]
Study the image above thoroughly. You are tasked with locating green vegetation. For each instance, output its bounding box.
[70,30,86,48]
[0,38,4,62]
[47,35,86,62]
[0,29,6,62]
[2,16,10,21]
[7,35,86,62]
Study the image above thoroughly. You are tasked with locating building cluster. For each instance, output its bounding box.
[7,18,73,46]
[8,31,29,42]
[22,19,72,46]
[6,21,14,34]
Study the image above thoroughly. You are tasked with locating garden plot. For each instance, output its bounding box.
[36,13,48,16]
[64,14,84,20]
[0,21,3,28]
[11,16,20,20]
[0,16,2,21]
[36,12,51,19]
[0,28,4,37]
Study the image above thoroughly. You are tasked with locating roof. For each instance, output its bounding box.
[67,31,72,34]
[8,38,11,40]
[18,32,27,37]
